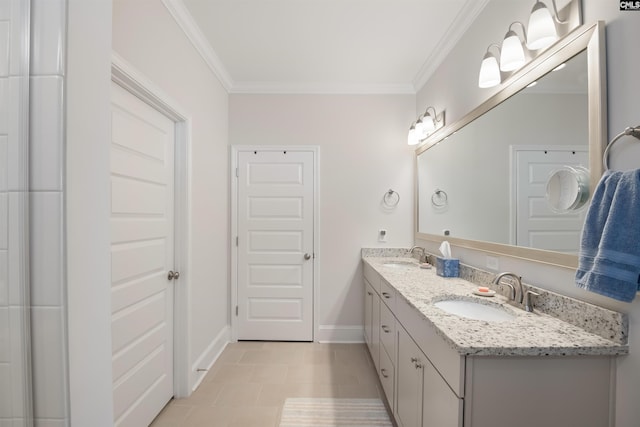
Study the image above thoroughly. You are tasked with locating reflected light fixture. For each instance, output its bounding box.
[407,122,419,146]
[526,0,566,50]
[407,107,445,146]
[478,44,501,88]
[500,22,528,72]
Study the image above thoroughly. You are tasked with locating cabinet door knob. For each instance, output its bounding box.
[367,291,373,296]
[410,357,418,363]
[168,270,180,280]
[304,253,312,260]
[382,292,391,299]
[381,325,390,333]
[381,368,389,378]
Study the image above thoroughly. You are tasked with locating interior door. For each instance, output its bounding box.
[513,147,588,253]
[110,82,175,426]
[237,150,314,341]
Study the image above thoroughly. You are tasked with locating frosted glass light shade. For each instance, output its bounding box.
[500,30,526,71]
[407,124,419,145]
[478,51,501,88]
[527,1,558,50]
[416,113,435,140]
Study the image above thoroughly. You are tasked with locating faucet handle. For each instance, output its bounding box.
[524,290,540,313]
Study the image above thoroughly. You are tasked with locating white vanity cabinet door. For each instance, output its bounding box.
[422,358,462,427]
[364,278,381,370]
[396,325,424,427]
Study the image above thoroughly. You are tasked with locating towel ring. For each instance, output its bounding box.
[383,189,400,207]
[431,189,448,207]
[603,126,640,170]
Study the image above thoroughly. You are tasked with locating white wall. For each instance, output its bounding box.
[229,94,415,341]
[66,0,114,424]
[415,1,640,426]
[112,0,230,388]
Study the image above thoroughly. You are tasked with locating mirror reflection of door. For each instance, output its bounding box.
[511,146,588,253]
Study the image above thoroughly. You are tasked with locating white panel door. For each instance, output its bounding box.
[237,150,314,341]
[513,147,588,253]
[110,82,175,427]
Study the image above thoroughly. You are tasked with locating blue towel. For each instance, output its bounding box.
[576,169,640,302]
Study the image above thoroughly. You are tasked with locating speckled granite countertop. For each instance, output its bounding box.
[363,255,628,357]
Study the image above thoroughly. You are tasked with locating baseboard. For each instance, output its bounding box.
[189,325,230,392]
[316,325,364,343]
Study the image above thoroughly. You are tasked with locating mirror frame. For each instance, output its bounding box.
[414,21,607,269]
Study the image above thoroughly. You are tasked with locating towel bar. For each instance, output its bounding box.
[603,126,640,170]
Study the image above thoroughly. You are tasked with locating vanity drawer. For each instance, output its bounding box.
[363,262,381,294]
[380,279,396,310]
[379,344,395,408]
[379,302,396,362]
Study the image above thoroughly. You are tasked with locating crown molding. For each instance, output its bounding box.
[230,82,416,95]
[161,0,234,92]
[412,0,490,92]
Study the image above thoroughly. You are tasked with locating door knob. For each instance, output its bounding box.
[304,253,312,260]
[168,270,180,280]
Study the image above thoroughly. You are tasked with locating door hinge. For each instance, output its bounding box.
[235,167,239,178]
[236,236,239,246]
[235,305,238,316]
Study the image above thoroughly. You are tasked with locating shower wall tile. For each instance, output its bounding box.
[0,20,9,77]
[29,76,63,192]
[6,191,25,307]
[0,192,6,249]
[30,192,62,307]
[0,135,7,191]
[6,76,28,192]
[0,306,8,361]
[31,306,67,419]
[0,251,6,306]
[30,0,65,76]
[8,0,27,78]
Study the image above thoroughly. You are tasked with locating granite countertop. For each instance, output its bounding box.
[363,256,628,357]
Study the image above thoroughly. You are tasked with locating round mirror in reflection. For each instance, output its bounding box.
[546,166,590,213]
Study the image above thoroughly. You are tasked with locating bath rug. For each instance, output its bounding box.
[279,398,392,426]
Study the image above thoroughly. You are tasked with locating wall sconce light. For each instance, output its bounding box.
[408,122,419,146]
[478,44,501,88]
[407,107,445,145]
[500,22,528,72]
[526,0,567,50]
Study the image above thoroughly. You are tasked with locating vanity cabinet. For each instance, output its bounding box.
[397,325,462,427]
[363,259,617,427]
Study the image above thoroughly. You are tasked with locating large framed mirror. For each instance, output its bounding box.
[416,22,606,269]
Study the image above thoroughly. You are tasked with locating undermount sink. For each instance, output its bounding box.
[434,299,516,322]
[382,260,416,268]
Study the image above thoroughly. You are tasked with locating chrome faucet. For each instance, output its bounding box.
[409,246,426,263]
[492,272,540,312]
[492,272,524,304]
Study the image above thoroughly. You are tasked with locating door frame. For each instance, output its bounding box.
[230,146,320,342]
[111,53,192,398]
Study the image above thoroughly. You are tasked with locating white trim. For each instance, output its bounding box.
[161,0,234,92]
[111,53,193,398]
[190,326,231,392]
[412,0,490,91]
[316,325,365,344]
[230,146,320,342]
[230,82,416,95]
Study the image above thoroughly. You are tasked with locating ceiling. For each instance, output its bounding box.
[173,0,490,94]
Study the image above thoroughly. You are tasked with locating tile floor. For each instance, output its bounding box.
[150,342,390,427]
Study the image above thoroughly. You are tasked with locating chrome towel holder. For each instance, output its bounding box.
[603,126,640,170]
[383,189,400,207]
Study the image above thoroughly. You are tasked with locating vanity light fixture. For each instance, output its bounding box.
[408,107,445,145]
[500,22,528,72]
[478,44,501,88]
[526,0,567,51]
[407,122,420,146]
